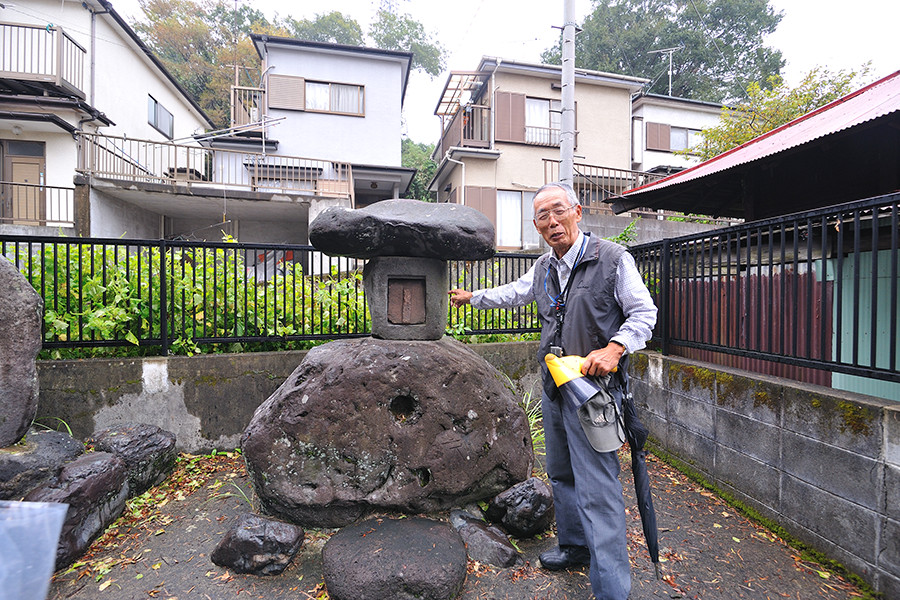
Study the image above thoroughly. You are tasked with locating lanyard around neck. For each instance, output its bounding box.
[544,235,587,309]
[544,236,587,345]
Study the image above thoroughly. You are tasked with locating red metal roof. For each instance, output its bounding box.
[626,69,900,196]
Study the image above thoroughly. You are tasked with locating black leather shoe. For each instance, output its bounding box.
[539,545,591,570]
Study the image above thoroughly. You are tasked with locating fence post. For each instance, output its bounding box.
[660,240,671,356]
[159,239,168,356]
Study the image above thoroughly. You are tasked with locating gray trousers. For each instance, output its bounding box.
[542,389,630,600]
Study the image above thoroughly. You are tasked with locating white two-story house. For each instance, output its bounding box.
[3,2,415,245]
[0,0,213,237]
[212,34,415,224]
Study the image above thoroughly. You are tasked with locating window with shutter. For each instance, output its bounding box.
[267,74,306,111]
[494,92,526,142]
[646,122,671,151]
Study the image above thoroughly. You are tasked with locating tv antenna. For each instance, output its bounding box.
[647,45,683,96]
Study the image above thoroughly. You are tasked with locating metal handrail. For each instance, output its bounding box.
[0,181,74,227]
[0,23,85,96]
[77,133,354,199]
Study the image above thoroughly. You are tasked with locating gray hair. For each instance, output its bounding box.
[534,182,580,207]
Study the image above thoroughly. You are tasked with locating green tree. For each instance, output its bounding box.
[134,0,219,108]
[134,0,282,127]
[542,0,784,102]
[401,138,437,201]
[369,9,445,77]
[283,11,364,45]
[692,65,872,160]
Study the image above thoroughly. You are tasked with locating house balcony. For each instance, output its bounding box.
[78,133,353,198]
[0,23,85,99]
[435,104,573,160]
[543,158,738,226]
[435,104,491,158]
[231,86,265,128]
[76,133,354,234]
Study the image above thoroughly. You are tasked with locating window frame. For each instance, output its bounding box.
[646,121,702,154]
[304,80,366,117]
[148,95,174,139]
[524,96,562,146]
[496,189,540,249]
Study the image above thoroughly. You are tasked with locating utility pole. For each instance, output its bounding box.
[559,0,577,185]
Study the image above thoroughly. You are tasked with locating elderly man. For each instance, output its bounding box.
[449,182,657,600]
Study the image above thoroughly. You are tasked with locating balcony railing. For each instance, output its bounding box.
[0,181,74,227]
[543,159,736,225]
[78,133,354,200]
[232,86,265,128]
[436,104,491,157]
[0,23,85,98]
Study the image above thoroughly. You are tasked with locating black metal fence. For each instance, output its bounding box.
[630,192,900,387]
[0,235,540,356]
[6,192,897,391]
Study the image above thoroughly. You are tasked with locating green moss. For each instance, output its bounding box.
[837,401,874,437]
[647,442,881,600]
[242,369,281,381]
[716,373,752,406]
[196,374,228,387]
[752,388,778,411]
[804,396,875,438]
[631,353,649,379]
[667,363,715,394]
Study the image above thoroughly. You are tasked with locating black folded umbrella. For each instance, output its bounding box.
[619,375,661,579]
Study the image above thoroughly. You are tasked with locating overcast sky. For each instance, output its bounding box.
[105,0,900,143]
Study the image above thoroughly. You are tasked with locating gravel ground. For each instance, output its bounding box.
[48,450,867,600]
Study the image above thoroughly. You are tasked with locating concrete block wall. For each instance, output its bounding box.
[629,351,900,598]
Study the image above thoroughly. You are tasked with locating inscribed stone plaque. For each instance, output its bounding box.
[387,278,426,324]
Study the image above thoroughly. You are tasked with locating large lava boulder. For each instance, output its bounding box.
[25,452,129,569]
[0,257,43,447]
[91,423,177,497]
[242,337,533,528]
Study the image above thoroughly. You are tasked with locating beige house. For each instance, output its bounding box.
[428,57,649,250]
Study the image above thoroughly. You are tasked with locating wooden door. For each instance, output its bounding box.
[11,158,43,224]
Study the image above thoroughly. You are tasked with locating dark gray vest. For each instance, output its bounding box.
[532,233,628,400]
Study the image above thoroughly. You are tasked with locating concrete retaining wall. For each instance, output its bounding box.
[35,342,543,454]
[34,342,898,595]
[629,351,900,598]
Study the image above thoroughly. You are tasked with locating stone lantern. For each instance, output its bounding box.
[308,199,496,340]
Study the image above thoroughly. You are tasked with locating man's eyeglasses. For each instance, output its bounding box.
[534,204,577,224]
